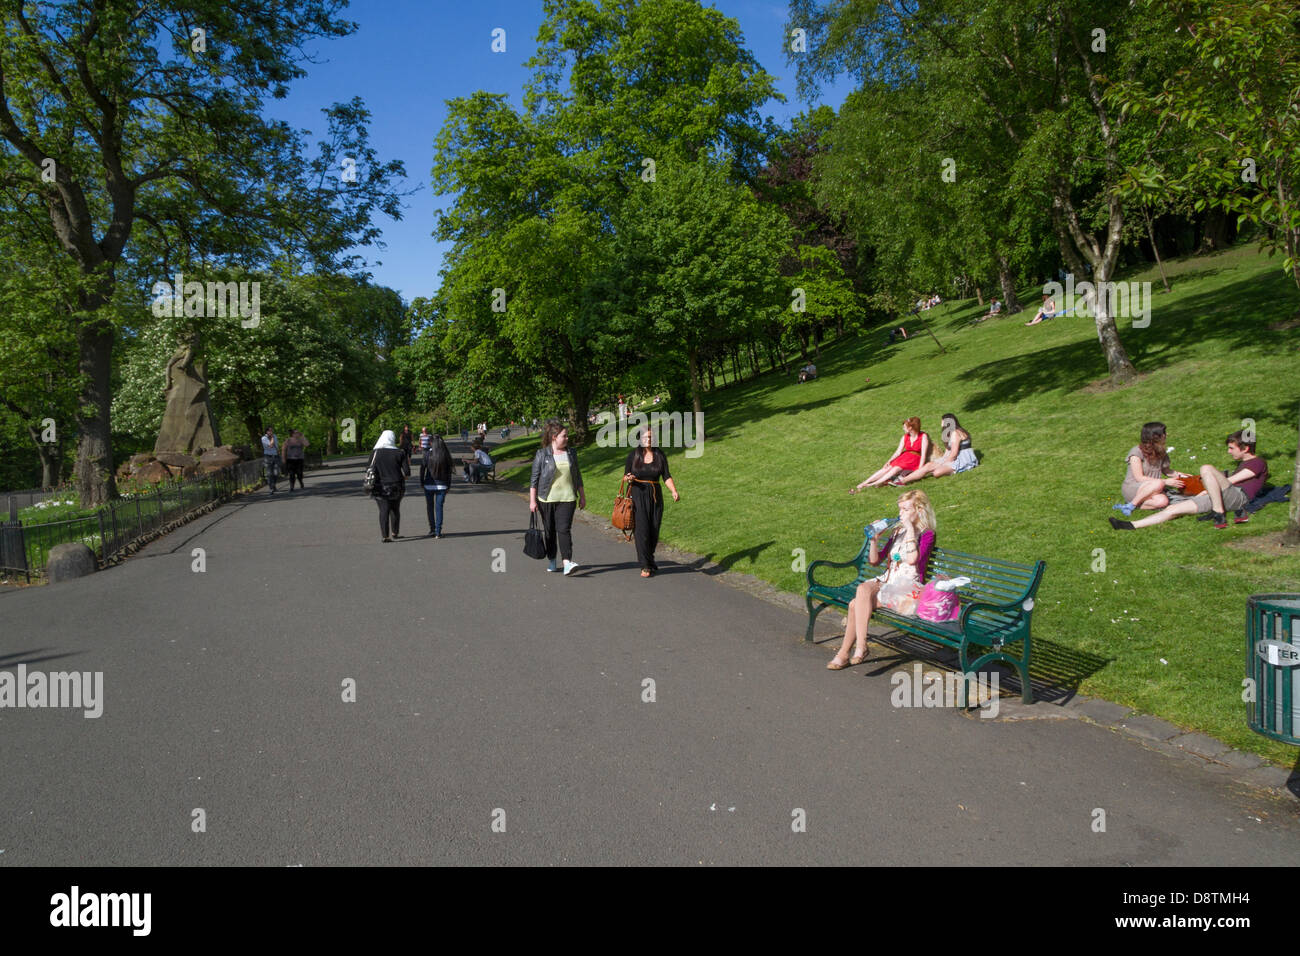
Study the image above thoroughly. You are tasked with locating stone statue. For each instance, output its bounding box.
[153,335,220,458]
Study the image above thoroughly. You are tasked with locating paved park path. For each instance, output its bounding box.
[2,441,1298,865]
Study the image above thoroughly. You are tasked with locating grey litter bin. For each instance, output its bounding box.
[1246,593,1300,746]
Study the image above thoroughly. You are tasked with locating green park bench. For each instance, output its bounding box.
[805,534,1045,704]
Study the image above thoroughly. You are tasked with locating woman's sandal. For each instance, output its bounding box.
[640,569,652,578]
[849,649,868,666]
[827,655,850,670]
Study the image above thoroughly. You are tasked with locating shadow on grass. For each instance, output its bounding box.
[656,539,777,576]
[958,271,1299,411]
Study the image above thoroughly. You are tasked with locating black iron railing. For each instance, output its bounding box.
[1,459,266,583]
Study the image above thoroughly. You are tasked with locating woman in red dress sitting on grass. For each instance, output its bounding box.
[851,417,931,492]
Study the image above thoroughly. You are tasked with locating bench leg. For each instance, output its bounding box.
[967,647,1035,705]
[805,597,830,643]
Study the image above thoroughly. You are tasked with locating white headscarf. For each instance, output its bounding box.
[373,430,397,450]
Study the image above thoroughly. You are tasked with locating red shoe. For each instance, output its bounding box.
[1234,511,1250,524]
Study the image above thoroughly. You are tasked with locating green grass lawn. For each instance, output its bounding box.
[497,246,1300,763]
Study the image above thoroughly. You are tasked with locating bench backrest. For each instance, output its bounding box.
[925,547,1046,634]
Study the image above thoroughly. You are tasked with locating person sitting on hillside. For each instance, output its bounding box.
[1113,421,1184,514]
[798,363,818,383]
[1025,293,1057,326]
[894,413,978,485]
[1110,430,1269,531]
[986,299,1002,316]
[886,326,909,344]
[851,417,931,491]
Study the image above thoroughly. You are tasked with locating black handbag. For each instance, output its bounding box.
[362,451,378,494]
[523,510,547,559]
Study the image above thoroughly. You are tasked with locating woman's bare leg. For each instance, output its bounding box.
[1128,479,1166,508]
[852,580,881,656]
[866,466,904,487]
[895,462,935,485]
[829,599,859,666]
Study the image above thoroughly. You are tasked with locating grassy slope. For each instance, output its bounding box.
[498,246,1300,762]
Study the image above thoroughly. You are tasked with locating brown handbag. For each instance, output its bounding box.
[612,478,635,540]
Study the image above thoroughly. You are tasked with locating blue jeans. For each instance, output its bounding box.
[263,455,280,490]
[424,487,447,533]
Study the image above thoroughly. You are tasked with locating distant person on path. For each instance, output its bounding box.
[530,421,586,575]
[623,427,680,578]
[895,413,977,484]
[1025,293,1057,326]
[1111,430,1269,531]
[261,426,280,494]
[851,418,931,491]
[399,426,414,476]
[419,427,431,457]
[828,489,938,669]
[283,429,309,491]
[420,433,453,538]
[368,430,407,542]
[1115,422,1184,514]
[463,440,494,482]
[461,427,469,443]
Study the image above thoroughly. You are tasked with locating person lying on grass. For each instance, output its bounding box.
[850,417,930,491]
[828,489,937,669]
[1114,421,1188,515]
[894,413,978,485]
[1110,430,1268,531]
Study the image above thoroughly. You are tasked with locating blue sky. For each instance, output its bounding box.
[267,0,853,303]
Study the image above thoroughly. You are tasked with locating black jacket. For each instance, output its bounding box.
[530,445,583,501]
[370,447,407,499]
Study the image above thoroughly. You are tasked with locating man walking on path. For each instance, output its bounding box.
[283,429,309,491]
[261,426,280,494]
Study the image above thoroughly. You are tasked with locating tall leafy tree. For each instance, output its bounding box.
[790,0,1187,384]
[0,2,405,504]
[611,160,790,418]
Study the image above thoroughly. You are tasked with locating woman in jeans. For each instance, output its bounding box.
[368,430,408,542]
[420,433,452,537]
[529,421,586,575]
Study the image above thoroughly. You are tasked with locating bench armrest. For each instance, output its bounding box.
[806,557,866,590]
[957,595,1036,629]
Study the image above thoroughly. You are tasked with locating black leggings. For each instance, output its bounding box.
[285,458,304,486]
[630,481,663,571]
[539,500,576,562]
[376,496,401,538]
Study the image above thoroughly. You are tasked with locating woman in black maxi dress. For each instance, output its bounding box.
[623,429,680,577]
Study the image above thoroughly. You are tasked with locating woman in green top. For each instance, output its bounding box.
[529,420,587,575]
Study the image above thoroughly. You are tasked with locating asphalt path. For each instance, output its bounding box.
[2,443,1298,865]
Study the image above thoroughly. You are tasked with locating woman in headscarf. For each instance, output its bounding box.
[368,429,408,542]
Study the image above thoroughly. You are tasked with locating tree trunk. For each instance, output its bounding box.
[996,256,1022,314]
[1285,406,1300,546]
[569,385,591,445]
[797,330,810,363]
[74,321,116,507]
[1142,204,1171,293]
[244,414,264,447]
[730,346,741,384]
[327,419,339,455]
[974,284,984,307]
[1092,261,1139,385]
[688,347,704,422]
